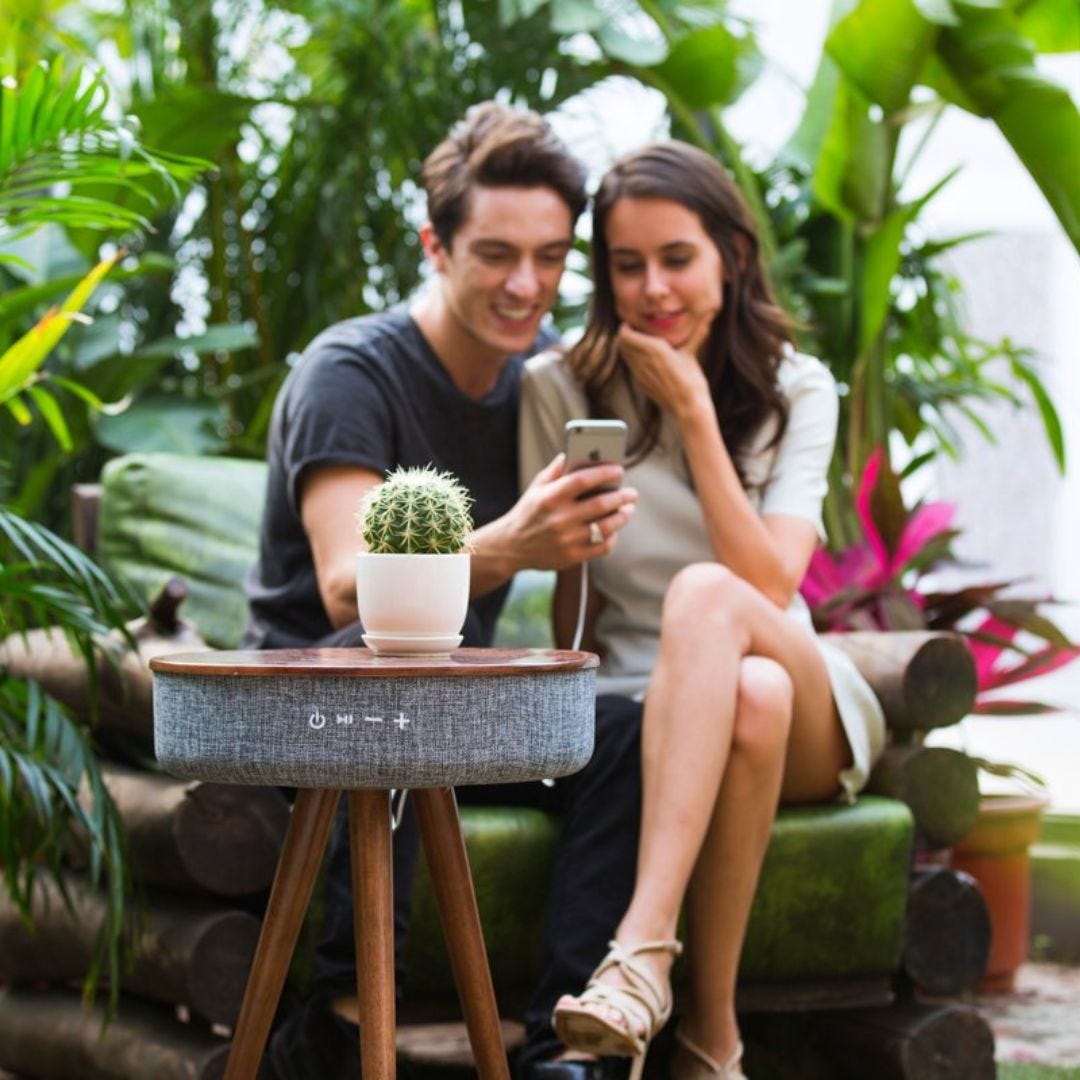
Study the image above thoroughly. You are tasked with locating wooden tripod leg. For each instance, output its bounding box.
[349,790,397,1079]
[225,787,340,1080]
[413,787,510,1080]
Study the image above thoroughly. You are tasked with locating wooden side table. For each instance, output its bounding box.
[150,648,597,1080]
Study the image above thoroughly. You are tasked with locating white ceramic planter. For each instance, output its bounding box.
[355,551,470,655]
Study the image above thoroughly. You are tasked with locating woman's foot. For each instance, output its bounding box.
[552,938,681,1077]
[671,1028,746,1079]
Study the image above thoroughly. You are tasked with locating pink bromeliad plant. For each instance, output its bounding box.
[801,448,1079,714]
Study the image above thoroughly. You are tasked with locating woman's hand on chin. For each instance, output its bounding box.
[616,322,710,421]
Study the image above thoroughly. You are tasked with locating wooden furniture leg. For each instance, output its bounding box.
[413,787,511,1080]
[225,787,341,1080]
[349,790,397,1079]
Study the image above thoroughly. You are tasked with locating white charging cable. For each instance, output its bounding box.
[541,560,592,791]
[570,560,590,652]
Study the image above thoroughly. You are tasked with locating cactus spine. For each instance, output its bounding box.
[358,465,473,555]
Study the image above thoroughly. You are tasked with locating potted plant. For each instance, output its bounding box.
[355,465,473,656]
[801,447,1077,990]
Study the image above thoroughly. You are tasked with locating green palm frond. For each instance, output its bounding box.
[0,676,133,1008]
[1,504,138,1010]
[0,55,208,236]
[0,502,135,641]
[0,251,118,444]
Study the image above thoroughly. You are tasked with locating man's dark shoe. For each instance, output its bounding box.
[263,995,360,1080]
[523,1058,630,1080]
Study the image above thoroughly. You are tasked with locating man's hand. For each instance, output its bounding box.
[470,453,637,593]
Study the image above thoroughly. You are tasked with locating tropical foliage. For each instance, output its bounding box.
[6,1,1076,542]
[801,447,1080,714]
[1,0,1076,988]
[506,0,1079,544]
[1,50,206,1004]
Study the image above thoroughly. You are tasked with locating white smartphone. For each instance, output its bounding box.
[564,419,628,492]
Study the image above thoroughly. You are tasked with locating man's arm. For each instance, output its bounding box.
[300,464,382,630]
[301,455,637,628]
[469,454,637,597]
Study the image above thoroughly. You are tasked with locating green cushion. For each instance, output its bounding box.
[98,453,267,649]
[402,807,560,999]
[403,797,912,999]
[740,796,913,981]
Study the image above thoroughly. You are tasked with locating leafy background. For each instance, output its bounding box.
[1,0,1077,994]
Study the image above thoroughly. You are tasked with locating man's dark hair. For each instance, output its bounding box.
[422,102,587,249]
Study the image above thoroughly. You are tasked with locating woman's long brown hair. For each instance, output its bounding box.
[569,141,793,487]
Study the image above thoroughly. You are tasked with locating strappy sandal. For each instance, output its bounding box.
[673,1029,747,1079]
[552,938,683,1080]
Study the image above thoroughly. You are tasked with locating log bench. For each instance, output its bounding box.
[0,452,996,1080]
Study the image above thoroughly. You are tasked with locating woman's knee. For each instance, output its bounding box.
[662,563,744,631]
[731,657,793,761]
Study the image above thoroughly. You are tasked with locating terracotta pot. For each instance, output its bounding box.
[952,792,1050,992]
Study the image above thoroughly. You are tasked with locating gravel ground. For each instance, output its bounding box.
[971,962,1080,1068]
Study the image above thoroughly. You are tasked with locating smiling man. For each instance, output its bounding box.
[247,103,642,1079]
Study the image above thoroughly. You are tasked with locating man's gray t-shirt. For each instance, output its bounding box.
[247,310,548,648]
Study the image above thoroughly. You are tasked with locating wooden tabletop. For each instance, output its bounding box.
[150,647,599,678]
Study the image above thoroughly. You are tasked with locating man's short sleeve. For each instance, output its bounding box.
[278,340,395,516]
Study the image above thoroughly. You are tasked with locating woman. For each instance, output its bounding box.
[519,142,885,1080]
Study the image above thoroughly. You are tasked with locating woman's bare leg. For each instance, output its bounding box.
[557,564,850,1068]
[674,567,851,1071]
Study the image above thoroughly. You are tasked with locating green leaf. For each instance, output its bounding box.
[0,252,120,405]
[827,0,938,114]
[132,321,260,360]
[858,204,913,351]
[26,385,73,451]
[784,50,843,173]
[974,700,1061,715]
[550,0,606,32]
[1009,355,1065,472]
[0,254,173,326]
[94,395,227,455]
[131,86,256,162]
[914,0,961,24]
[597,20,670,66]
[13,61,47,160]
[655,24,740,108]
[987,600,1075,648]
[1014,0,1080,50]
[47,374,105,411]
[5,395,32,425]
[812,79,892,221]
[933,4,1080,250]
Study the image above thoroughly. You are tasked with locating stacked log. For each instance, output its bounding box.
[0,875,260,1027]
[866,745,981,849]
[0,705,289,1076]
[812,1002,995,1079]
[0,988,229,1080]
[901,867,991,995]
[80,762,291,897]
[822,631,977,735]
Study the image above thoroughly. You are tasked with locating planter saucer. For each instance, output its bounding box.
[362,632,463,656]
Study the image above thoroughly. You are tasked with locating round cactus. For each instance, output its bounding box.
[358,465,474,554]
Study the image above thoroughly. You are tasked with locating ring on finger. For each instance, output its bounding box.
[588,521,603,546]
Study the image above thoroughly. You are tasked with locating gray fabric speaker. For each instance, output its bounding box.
[152,656,597,789]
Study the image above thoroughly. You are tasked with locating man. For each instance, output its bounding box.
[247,102,641,1079]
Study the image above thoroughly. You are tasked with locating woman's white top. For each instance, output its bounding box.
[519,348,886,800]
